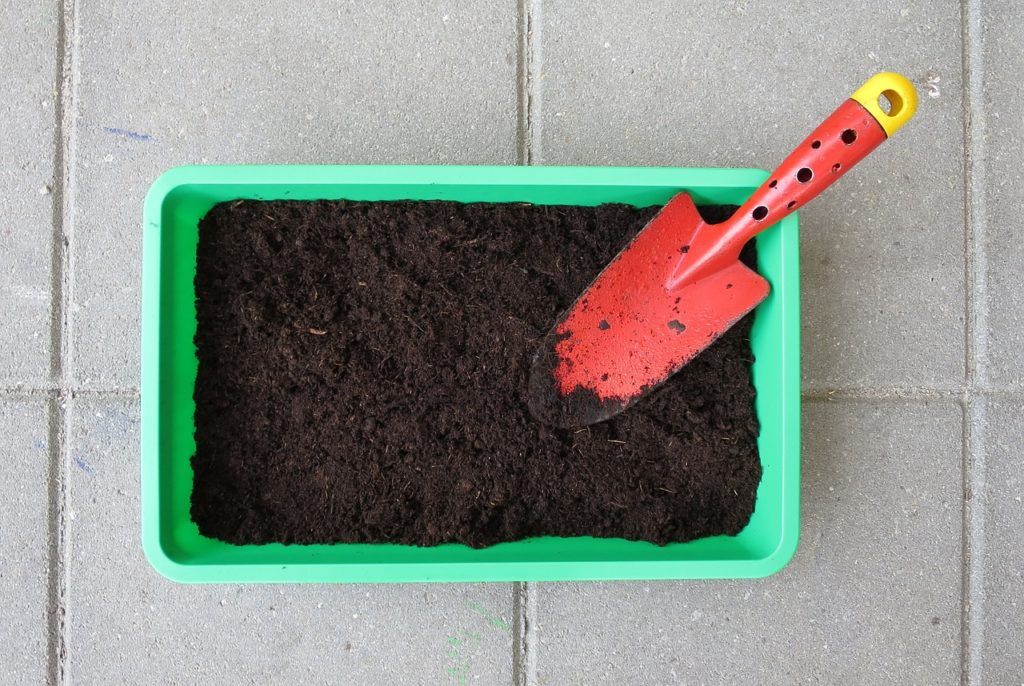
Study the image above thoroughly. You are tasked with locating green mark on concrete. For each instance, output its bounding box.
[468,601,510,631]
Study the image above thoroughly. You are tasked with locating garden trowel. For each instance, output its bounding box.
[528,72,918,427]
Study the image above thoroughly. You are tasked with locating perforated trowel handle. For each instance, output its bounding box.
[733,72,917,240]
[675,73,917,288]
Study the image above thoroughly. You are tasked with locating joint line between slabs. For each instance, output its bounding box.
[0,388,141,398]
[511,582,524,685]
[514,0,528,165]
[960,0,990,682]
[46,0,78,682]
[516,0,541,165]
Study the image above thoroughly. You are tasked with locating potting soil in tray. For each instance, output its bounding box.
[192,199,761,548]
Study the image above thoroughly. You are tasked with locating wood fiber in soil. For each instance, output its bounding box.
[192,200,762,548]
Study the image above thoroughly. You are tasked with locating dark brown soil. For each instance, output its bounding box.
[191,199,761,548]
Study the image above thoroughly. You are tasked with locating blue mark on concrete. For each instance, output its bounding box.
[102,126,153,141]
[73,455,96,475]
[33,438,46,451]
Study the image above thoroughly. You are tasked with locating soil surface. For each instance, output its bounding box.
[192,199,762,548]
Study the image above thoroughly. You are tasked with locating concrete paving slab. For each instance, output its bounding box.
[532,399,962,684]
[539,1,965,392]
[981,0,1024,388]
[979,399,1024,681]
[71,0,519,390]
[0,400,51,684]
[0,3,58,387]
[64,397,514,684]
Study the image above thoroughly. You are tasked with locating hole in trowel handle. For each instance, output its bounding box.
[752,206,768,221]
[878,89,904,117]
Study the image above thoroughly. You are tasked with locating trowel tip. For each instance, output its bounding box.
[526,334,626,429]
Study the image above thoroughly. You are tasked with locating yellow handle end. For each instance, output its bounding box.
[851,72,918,137]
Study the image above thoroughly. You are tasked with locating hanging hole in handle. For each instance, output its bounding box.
[752,206,768,221]
[768,179,777,188]
[811,140,821,149]
[787,200,797,209]
[841,129,857,145]
[878,89,904,117]
[796,167,813,183]
[877,92,892,115]
[832,162,842,173]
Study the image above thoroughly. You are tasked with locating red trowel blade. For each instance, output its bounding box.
[527,194,769,428]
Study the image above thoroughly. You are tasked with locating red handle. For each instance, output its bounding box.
[668,73,917,289]
[731,99,887,240]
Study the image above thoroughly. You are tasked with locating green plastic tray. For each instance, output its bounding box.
[142,165,800,583]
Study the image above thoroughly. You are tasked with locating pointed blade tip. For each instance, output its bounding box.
[527,337,630,429]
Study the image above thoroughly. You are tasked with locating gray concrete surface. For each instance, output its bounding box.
[0,401,51,684]
[1,0,1021,683]
[0,2,57,387]
[980,400,1024,679]
[982,0,1024,388]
